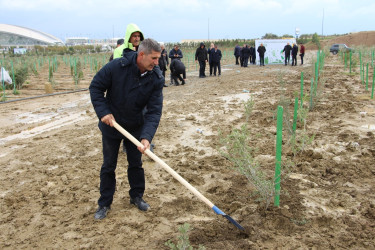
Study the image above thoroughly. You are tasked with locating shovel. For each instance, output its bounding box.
[112,120,244,231]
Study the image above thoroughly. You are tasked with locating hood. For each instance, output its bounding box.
[200,42,205,48]
[113,23,144,59]
[124,23,144,50]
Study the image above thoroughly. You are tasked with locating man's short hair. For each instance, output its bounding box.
[117,39,124,45]
[138,38,161,55]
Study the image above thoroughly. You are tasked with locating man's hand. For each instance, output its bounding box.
[138,139,150,154]
[101,114,115,127]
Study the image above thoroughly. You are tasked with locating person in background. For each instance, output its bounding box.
[291,43,299,66]
[169,44,183,61]
[113,23,144,59]
[242,44,251,67]
[169,44,183,84]
[234,44,241,65]
[211,44,222,76]
[239,44,245,67]
[170,59,186,86]
[251,44,256,65]
[158,43,169,87]
[207,43,215,76]
[299,44,305,65]
[90,38,163,220]
[282,42,292,65]
[257,43,266,66]
[249,45,254,65]
[195,42,208,78]
[109,39,124,61]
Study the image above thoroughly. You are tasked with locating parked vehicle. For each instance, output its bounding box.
[329,44,352,55]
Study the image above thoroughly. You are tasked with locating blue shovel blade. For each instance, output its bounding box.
[212,206,244,231]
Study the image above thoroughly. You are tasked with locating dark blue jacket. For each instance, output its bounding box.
[169,48,183,61]
[89,51,164,142]
[211,49,222,63]
[170,59,186,79]
[242,46,251,58]
[292,45,299,56]
[234,45,241,56]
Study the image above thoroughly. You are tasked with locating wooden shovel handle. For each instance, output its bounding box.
[112,120,215,209]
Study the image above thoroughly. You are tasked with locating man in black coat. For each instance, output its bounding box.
[240,45,245,67]
[211,44,222,76]
[170,58,186,85]
[207,43,214,76]
[291,44,299,66]
[90,38,164,220]
[282,43,292,65]
[169,44,183,84]
[257,43,266,66]
[195,42,208,78]
[250,45,256,65]
[242,44,251,67]
[234,44,241,65]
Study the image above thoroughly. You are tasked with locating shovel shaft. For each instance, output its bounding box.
[112,121,215,209]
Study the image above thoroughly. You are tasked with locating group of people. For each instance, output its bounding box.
[282,43,305,66]
[234,42,305,66]
[234,43,267,67]
[194,42,223,78]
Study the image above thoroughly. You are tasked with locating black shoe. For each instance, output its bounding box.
[181,80,185,85]
[163,84,168,87]
[94,206,110,220]
[130,197,150,211]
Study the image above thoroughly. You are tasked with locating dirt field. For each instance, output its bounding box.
[1,48,375,249]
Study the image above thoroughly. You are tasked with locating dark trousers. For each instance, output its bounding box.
[252,56,256,64]
[98,131,144,207]
[259,55,265,66]
[198,60,206,77]
[285,55,290,65]
[300,54,304,65]
[235,56,239,65]
[209,61,213,75]
[171,72,183,84]
[240,57,243,67]
[212,61,221,75]
[243,56,249,67]
[292,55,297,66]
[161,69,166,78]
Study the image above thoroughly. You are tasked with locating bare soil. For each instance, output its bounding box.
[0,49,375,249]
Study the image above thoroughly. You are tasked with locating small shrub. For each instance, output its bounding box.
[165,223,205,250]
[243,95,254,122]
[14,65,28,89]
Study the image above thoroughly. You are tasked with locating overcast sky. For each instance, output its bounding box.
[0,0,374,43]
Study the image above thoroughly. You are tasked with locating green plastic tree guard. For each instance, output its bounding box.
[292,97,298,133]
[366,63,369,91]
[372,68,375,99]
[274,106,283,207]
[300,72,304,107]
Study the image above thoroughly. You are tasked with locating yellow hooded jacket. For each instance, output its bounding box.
[113,23,144,59]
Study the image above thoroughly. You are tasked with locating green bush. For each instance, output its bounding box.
[14,65,28,89]
[165,223,205,250]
